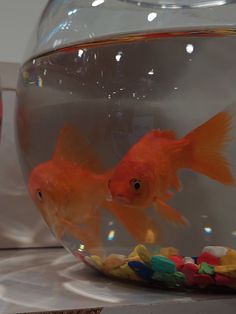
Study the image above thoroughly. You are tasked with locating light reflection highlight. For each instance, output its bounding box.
[148,69,154,75]
[78,244,85,251]
[186,44,194,54]
[92,0,105,7]
[147,12,157,22]
[53,39,62,48]
[36,77,43,88]
[68,8,78,16]
[107,230,115,241]
[115,52,123,62]
[78,49,84,57]
[204,227,212,234]
[193,0,226,7]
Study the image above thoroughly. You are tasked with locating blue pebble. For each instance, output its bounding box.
[151,255,176,274]
[128,261,154,281]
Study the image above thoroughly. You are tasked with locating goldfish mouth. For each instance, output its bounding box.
[113,195,130,204]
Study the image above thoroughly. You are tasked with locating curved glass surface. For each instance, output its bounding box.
[16,0,236,290]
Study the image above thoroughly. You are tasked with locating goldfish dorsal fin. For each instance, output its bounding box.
[152,129,176,140]
[52,123,103,172]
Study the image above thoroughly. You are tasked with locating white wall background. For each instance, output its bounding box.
[0,0,58,248]
[0,0,48,63]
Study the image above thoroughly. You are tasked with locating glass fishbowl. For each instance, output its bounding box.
[16,0,236,290]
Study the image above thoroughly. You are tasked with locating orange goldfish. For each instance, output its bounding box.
[108,109,236,225]
[28,124,158,255]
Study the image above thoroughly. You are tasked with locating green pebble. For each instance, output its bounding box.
[152,271,185,284]
[151,255,176,274]
[198,262,215,275]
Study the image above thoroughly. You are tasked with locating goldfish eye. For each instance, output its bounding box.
[36,189,43,202]
[130,178,141,191]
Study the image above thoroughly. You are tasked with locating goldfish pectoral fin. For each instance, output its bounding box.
[154,199,189,227]
[171,175,183,192]
[52,123,103,172]
[163,191,174,201]
[106,201,160,244]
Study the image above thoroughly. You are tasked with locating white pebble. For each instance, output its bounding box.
[202,246,228,258]
[183,257,195,264]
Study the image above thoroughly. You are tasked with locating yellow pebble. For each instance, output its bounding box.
[128,248,138,258]
[102,254,125,273]
[126,255,143,263]
[220,249,236,266]
[160,247,179,257]
[215,265,236,278]
[110,263,141,281]
[136,244,151,263]
[89,255,103,270]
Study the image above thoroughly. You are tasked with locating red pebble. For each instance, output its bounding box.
[197,252,220,266]
[215,274,236,287]
[181,263,199,285]
[193,274,215,288]
[169,255,184,270]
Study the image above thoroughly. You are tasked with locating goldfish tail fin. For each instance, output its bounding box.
[154,199,189,227]
[183,108,236,185]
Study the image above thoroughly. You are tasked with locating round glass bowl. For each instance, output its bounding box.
[16,0,236,290]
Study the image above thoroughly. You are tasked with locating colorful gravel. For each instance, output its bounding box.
[83,244,236,290]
